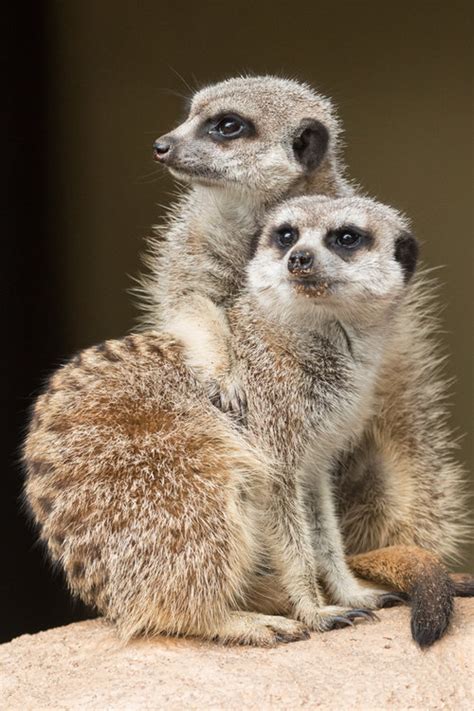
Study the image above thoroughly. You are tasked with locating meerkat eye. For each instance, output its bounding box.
[335,230,362,249]
[272,224,299,249]
[206,113,254,142]
[216,117,244,136]
[325,225,372,256]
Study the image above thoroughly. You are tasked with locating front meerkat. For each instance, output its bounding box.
[142,76,471,645]
[25,196,419,645]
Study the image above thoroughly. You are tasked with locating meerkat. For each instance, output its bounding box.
[25,196,420,646]
[139,75,472,645]
[141,76,350,413]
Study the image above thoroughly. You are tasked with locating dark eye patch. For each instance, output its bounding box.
[270,223,299,251]
[324,224,373,259]
[200,112,256,142]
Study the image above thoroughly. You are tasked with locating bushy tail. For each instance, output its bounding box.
[347,545,473,648]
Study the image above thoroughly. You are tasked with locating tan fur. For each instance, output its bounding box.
[25,197,410,644]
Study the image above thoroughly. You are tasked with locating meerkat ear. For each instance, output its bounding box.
[394,231,419,283]
[292,119,329,172]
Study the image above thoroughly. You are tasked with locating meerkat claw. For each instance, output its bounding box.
[346,609,379,622]
[326,608,378,630]
[275,628,311,643]
[328,616,354,629]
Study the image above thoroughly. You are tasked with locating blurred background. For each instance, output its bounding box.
[2,0,472,643]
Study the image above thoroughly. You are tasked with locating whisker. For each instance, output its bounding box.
[134,170,167,185]
[167,65,194,96]
[190,73,201,92]
[135,167,162,180]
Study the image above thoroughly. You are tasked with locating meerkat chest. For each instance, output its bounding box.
[240,334,366,466]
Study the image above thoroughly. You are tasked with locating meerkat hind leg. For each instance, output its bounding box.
[244,571,379,632]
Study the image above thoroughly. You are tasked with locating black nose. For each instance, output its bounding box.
[288,250,314,274]
[153,138,172,161]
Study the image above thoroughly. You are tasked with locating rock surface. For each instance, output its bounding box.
[1,600,473,710]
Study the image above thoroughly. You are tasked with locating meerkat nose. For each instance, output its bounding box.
[153,138,173,161]
[288,250,314,274]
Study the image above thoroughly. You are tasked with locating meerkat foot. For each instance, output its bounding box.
[295,604,378,632]
[212,611,310,646]
[330,584,408,611]
[328,584,388,610]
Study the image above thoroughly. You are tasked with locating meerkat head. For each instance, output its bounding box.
[247,195,418,327]
[152,76,343,200]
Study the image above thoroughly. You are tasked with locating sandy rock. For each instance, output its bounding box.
[1,599,473,710]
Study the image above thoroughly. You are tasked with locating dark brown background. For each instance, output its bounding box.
[2,0,472,643]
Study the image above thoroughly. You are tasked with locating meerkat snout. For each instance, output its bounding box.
[153,136,174,162]
[287,249,314,275]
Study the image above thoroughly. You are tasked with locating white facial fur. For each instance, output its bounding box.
[157,76,343,200]
[247,196,415,329]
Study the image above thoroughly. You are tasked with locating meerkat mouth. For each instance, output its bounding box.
[169,165,230,187]
[291,278,335,298]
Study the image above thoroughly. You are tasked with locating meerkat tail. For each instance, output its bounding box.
[347,545,455,648]
[449,573,474,597]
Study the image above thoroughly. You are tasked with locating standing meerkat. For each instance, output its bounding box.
[140,76,471,645]
[25,196,418,645]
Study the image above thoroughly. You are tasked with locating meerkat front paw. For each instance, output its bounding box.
[330,584,407,611]
[208,373,247,420]
[331,585,384,610]
[294,602,378,633]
